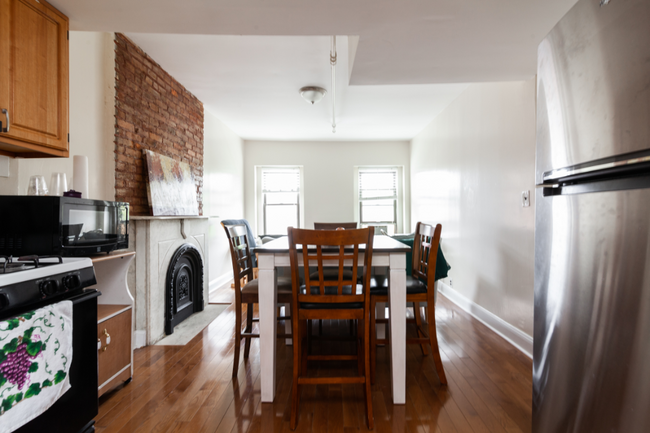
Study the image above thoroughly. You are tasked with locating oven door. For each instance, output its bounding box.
[14,289,100,433]
[61,198,129,255]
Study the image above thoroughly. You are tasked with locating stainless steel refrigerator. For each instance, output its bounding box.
[534,0,650,431]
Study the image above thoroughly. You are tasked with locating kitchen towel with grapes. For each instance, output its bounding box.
[0,300,73,433]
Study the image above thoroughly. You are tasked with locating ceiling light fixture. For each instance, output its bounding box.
[300,86,327,105]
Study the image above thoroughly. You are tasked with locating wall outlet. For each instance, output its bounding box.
[0,155,9,178]
[522,190,530,207]
[449,278,453,287]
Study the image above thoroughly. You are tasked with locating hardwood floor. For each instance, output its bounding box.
[95,287,532,432]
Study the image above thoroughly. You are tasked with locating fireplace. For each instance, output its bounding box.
[126,216,209,346]
[165,243,204,335]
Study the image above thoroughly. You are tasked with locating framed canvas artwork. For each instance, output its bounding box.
[143,149,199,216]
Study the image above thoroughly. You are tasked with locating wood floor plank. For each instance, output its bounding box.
[435,334,524,433]
[413,324,509,433]
[95,286,532,433]
[439,320,532,419]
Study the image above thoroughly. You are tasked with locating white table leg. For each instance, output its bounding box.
[388,252,406,404]
[258,254,277,403]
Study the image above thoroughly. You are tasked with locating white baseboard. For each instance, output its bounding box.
[134,330,147,349]
[437,282,533,358]
[209,273,233,296]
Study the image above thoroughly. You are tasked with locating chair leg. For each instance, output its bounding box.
[290,314,301,430]
[357,320,364,376]
[301,320,309,376]
[413,302,429,356]
[283,303,293,346]
[308,319,313,354]
[363,312,374,430]
[232,304,242,378]
[427,302,447,385]
[370,296,377,385]
[243,303,254,358]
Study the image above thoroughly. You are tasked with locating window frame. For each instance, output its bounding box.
[353,166,404,234]
[255,166,304,236]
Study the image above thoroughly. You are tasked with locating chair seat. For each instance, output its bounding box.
[299,284,363,309]
[369,275,428,296]
[242,276,294,303]
[308,268,354,281]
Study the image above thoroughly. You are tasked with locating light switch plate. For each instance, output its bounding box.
[522,190,530,207]
[0,155,9,177]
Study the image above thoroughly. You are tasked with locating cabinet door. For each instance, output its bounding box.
[98,310,132,388]
[0,0,68,155]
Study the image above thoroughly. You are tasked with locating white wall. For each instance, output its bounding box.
[410,80,536,336]
[243,140,411,235]
[0,157,20,194]
[0,32,116,200]
[203,110,245,290]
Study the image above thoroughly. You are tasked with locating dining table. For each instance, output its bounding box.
[254,235,412,404]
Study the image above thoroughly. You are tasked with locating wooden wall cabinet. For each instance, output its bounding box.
[0,0,69,158]
[92,252,136,398]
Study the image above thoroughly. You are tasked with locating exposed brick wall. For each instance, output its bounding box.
[113,33,204,216]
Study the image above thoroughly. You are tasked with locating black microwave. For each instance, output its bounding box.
[0,196,129,257]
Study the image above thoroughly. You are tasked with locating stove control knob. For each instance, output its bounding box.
[0,293,8,310]
[63,274,81,290]
[39,280,59,297]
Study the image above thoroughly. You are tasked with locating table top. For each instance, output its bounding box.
[255,235,411,254]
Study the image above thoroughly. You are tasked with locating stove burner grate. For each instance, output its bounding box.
[0,255,64,274]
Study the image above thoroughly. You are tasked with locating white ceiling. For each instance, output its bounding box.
[52,0,578,141]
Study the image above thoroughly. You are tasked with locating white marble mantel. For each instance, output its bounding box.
[127,215,209,347]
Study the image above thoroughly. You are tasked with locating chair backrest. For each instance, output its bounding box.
[288,227,374,306]
[314,222,358,230]
[222,223,255,294]
[411,222,442,287]
[221,218,257,266]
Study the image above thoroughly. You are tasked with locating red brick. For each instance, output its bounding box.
[114,33,204,216]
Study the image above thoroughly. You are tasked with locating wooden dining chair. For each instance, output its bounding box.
[311,222,359,336]
[222,222,292,378]
[222,218,260,287]
[288,227,375,430]
[369,222,447,386]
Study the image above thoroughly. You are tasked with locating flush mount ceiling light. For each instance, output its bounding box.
[300,86,327,105]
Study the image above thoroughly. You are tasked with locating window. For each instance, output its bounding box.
[256,167,303,235]
[355,167,403,235]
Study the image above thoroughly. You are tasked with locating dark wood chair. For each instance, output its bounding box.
[288,227,375,430]
[314,222,358,230]
[311,222,358,279]
[222,222,292,378]
[311,222,359,335]
[221,218,260,286]
[369,222,447,386]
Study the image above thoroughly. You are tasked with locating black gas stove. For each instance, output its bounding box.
[0,255,99,433]
[0,255,96,319]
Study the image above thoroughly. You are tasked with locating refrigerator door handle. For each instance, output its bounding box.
[543,149,650,183]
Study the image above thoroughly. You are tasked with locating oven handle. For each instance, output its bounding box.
[69,289,100,304]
